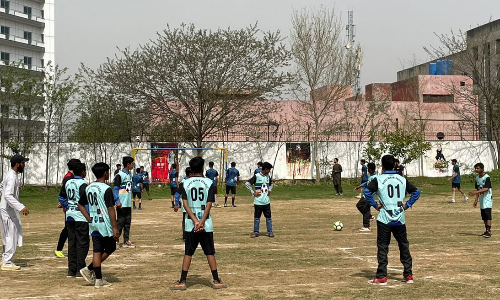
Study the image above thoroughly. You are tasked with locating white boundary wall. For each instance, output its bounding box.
[2,141,497,185]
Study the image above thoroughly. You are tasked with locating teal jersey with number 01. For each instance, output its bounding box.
[183,177,213,232]
[376,173,407,225]
[65,178,87,222]
[86,182,114,237]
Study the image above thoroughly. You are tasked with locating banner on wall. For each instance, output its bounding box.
[286,143,311,179]
[150,143,178,183]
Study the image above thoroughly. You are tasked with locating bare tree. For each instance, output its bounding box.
[97,23,291,154]
[290,6,359,184]
[425,26,500,168]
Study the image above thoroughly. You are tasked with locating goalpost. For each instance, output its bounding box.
[132,147,228,189]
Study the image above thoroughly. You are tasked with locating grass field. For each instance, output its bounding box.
[0,178,499,300]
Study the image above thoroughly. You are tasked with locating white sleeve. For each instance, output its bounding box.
[3,176,24,212]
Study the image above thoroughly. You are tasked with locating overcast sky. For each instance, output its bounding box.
[56,0,500,90]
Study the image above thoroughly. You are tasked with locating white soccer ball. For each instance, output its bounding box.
[158,184,161,188]
[333,221,344,231]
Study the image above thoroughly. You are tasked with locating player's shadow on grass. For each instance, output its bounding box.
[457,232,482,237]
[185,274,213,288]
[79,272,121,286]
[351,270,402,281]
[15,258,41,267]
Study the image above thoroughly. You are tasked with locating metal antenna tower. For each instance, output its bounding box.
[346,10,361,95]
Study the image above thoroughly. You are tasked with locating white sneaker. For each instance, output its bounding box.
[1,263,21,271]
[355,194,362,199]
[80,267,95,284]
[359,227,371,232]
[95,278,112,288]
[463,196,469,203]
[449,199,455,203]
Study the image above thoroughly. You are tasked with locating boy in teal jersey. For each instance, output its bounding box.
[448,159,468,203]
[170,157,227,291]
[78,163,119,288]
[355,162,376,232]
[174,167,192,241]
[139,166,152,200]
[469,163,493,238]
[224,162,240,207]
[245,162,274,238]
[169,163,179,208]
[364,154,421,285]
[58,162,89,277]
[205,161,219,207]
[113,156,134,248]
[132,168,143,210]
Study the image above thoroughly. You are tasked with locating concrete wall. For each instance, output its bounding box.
[2,140,497,186]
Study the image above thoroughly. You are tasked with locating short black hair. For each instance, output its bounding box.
[67,159,81,171]
[122,156,134,167]
[381,155,395,171]
[451,159,457,163]
[334,158,338,162]
[395,159,400,163]
[189,157,205,173]
[116,164,121,168]
[367,162,376,172]
[360,159,366,164]
[262,162,273,170]
[257,161,262,167]
[474,162,484,170]
[231,162,236,167]
[73,163,86,177]
[209,161,214,167]
[140,166,144,169]
[171,163,177,169]
[136,168,141,174]
[92,162,110,179]
[185,167,193,176]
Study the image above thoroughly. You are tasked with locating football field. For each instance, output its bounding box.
[0,184,498,300]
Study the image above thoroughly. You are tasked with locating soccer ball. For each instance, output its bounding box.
[333,221,343,231]
[158,184,161,188]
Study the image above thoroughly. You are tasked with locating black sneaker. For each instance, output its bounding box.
[483,231,492,238]
[480,231,488,237]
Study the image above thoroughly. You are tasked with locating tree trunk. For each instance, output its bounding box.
[313,134,320,185]
[44,119,52,188]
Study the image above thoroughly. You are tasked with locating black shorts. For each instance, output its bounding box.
[170,186,178,196]
[451,182,461,189]
[481,208,492,221]
[226,185,236,195]
[92,236,117,254]
[133,191,142,199]
[254,204,272,219]
[143,183,150,191]
[184,231,215,256]
[212,185,218,194]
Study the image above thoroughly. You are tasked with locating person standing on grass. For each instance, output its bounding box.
[140,166,152,200]
[170,157,227,291]
[78,162,119,288]
[355,162,376,232]
[394,159,405,177]
[0,155,30,271]
[224,162,240,207]
[254,162,263,175]
[364,154,420,285]
[469,163,493,238]
[332,158,343,196]
[114,164,121,176]
[174,167,193,241]
[246,162,274,238]
[113,156,134,248]
[356,159,368,198]
[58,162,89,277]
[205,162,220,207]
[169,163,179,208]
[132,168,143,210]
[447,159,468,203]
[55,158,81,258]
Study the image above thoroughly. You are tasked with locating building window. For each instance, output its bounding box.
[1,105,9,118]
[423,94,454,103]
[23,6,32,17]
[0,0,9,11]
[460,81,466,86]
[23,106,31,119]
[497,39,500,55]
[1,52,9,62]
[41,9,44,19]
[0,26,9,38]
[473,46,479,61]
[41,33,44,43]
[1,131,10,141]
[24,31,32,44]
[40,58,44,68]
[24,56,32,68]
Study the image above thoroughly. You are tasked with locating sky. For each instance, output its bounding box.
[56,0,500,91]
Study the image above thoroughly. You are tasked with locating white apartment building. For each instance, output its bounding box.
[0,0,54,141]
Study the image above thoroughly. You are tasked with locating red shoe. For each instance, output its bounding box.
[368,277,387,285]
[403,275,413,283]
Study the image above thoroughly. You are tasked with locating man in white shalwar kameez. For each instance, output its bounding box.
[0,154,30,270]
